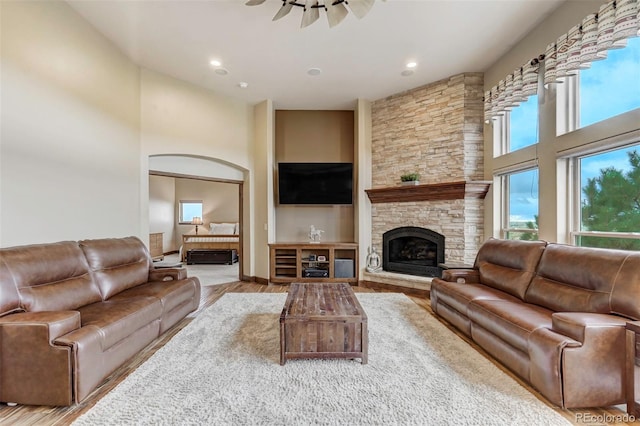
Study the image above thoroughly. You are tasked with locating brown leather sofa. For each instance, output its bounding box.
[0,236,201,406]
[431,238,640,408]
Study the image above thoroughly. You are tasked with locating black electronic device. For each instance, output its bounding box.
[278,162,353,205]
[302,268,329,278]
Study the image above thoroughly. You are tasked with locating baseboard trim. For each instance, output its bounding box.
[241,275,269,285]
[359,280,430,298]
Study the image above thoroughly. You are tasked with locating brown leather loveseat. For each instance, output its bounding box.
[431,238,640,408]
[0,236,201,406]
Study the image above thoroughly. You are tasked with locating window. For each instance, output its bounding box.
[502,168,539,240]
[573,143,640,250]
[494,95,539,156]
[557,29,640,136]
[179,200,203,224]
[508,95,539,152]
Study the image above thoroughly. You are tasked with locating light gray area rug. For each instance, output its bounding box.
[157,253,239,286]
[73,293,570,426]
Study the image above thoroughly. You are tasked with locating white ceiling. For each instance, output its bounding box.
[67,0,564,110]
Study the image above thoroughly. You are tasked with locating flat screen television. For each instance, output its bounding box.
[278,162,353,205]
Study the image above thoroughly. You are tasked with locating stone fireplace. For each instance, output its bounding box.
[365,72,486,292]
[383,227,444,278]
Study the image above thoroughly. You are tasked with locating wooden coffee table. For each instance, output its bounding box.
[280,282,368,365]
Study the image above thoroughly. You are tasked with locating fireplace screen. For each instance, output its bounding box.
[383,227,444,278]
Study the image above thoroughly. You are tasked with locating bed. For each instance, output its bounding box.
[181,222,240,262]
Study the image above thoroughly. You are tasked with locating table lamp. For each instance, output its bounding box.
[192,216,203,234]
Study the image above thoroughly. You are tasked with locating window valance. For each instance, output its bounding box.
[484,0,639,123]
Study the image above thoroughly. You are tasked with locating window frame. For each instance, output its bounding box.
[499,166,539,240]
[569,142,640,247]
[178,200,203,225]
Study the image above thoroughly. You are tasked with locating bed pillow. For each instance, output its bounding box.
[210,222,236,235]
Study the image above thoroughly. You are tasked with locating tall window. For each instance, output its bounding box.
[179,200,203,224]
[574,143,640,250]
[578,37,640,130]
[502,168,539,240]
[508,95,538,152]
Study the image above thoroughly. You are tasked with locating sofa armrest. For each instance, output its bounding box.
[441,269,479,284]
[552,312,628,343]
[550,312,628,407]
[0,311,80,405]
[149,267,187,281]
[528,327,581,407]
[0,311,80,342]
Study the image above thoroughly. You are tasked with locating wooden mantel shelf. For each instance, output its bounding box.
[365,180,492,203]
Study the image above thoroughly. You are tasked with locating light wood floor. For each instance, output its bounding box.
[0,282,636,425]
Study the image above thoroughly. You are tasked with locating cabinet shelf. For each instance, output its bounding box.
[269,243,359,284]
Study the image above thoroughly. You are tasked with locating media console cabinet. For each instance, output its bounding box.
[269,242,358,284]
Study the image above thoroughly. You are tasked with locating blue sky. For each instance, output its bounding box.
[508,38,640,225]
[509,169,538,224]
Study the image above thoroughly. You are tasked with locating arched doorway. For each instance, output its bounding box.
[148,154,247,283]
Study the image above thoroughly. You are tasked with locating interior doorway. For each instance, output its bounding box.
[148,170,244,283]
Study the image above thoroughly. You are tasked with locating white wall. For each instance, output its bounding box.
[140,69,253,170]
[355,99,373,275]
[149,175,176,252]
[173,178,239,248]
[252,100,275,281]
[0,1,141,246]
[149,155,244,182]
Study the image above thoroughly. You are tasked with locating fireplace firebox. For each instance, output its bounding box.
[383,227,444,278]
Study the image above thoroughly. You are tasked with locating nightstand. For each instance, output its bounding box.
[626,321,640,417]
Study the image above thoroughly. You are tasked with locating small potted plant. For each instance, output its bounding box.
[400,172,420,186]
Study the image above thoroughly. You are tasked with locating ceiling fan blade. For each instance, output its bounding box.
[326,1,348,28]
[301,0,320,28]
[245,0,266,5]
[346,0,375,19]
[273,2,294,21]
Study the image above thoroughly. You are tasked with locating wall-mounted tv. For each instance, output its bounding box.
[278,162,353,205]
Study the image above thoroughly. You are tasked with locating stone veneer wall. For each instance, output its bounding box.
[370,73,484,265]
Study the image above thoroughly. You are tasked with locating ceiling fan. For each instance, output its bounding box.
[245,0,377,28]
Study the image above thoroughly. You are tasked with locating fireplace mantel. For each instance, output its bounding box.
[365,180,491,204]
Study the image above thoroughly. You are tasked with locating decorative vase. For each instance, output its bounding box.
[401,180,420,186]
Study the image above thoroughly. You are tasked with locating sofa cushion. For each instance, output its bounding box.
[468,299,553,352]
[525,244,628,313]
[0,241,101,312]
[474,238,546,300]
[78,297,162,351]
[431,280,520,317]
[80,237,152,300]
[110,279,198,316]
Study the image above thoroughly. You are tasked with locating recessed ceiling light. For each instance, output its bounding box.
[406,62,417,69]
[307,68,322,76]
[210,59,222,67]
[214,68,229,76]
[401,70,414,77]
[238,82,248,89]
